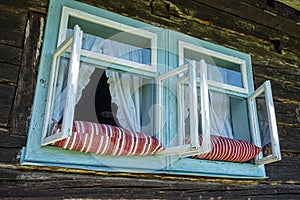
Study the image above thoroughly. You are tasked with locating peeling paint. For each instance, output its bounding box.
[34,17,45,67]
[25,20,30,40]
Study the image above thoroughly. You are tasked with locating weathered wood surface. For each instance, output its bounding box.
[0,84,15,127]
[0,0,299,198]
[0,159,299,199]
[10,12,45,136]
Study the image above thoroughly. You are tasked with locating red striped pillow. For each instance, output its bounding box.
[52,121,164,156]
[190,135,262,162]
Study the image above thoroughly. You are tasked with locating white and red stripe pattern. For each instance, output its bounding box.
[189,135,262,162]
[52,121,164,156]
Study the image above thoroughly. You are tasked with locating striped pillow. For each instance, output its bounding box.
[52,121,164,156]
[190,135,262,162]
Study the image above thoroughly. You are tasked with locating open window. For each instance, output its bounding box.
[179,41,248,94]
[249,81,281,164]
[41,23,162,156]
[22,0,282,179]
[177,39,281,165]
[41,25,83,145]
[58,6,157,74]
[156,60,211,156]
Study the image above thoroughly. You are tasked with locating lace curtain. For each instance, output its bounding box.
[52,30,148,134]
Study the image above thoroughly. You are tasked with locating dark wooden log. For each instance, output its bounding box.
[10,12,45,136]
[277,125,300,152]
[0,84,15,127]
[0,63,19,84]
[191,0,300,38]
[0,148,21,164]
[0,160,299,199]
[266,153,300,181]
[0,44,22,66]
[0,130,27,148]
[0,4,27,48]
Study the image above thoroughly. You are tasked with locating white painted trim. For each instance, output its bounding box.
[198,60,211,153]
[248,81,281,165]
[80,49,156,73]
[156,61,211,156]
[41,25,83,146]
[156,64,190,142]
[178,41,249,94]
[58,6,157,73]
[189,61,200,149]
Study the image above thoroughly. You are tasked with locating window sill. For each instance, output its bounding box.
[21,145,266,179]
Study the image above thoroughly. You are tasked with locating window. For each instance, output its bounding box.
[21,0,281,179]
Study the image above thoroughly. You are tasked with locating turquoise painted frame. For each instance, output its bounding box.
[21,0,168,174]
[163,30,265,178]
[21,0,267,179]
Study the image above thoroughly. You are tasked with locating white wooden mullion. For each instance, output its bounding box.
[189,61,200,149]
[177,75,188,146]
[61,25,83,138]
[80,50,157,73]
[198,59,211,153]
[53,32,74,57]
[58,6,157,73]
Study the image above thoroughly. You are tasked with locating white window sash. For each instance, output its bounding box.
[248,81,281,164]
[41,25,83,146]
[58,6,157,73]
[156,60,211,156]
[178,41,248,94]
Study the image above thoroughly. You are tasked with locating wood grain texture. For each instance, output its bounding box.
[0,0,299,198]
[0,160,299,199]
[0,84,15,127]
[0,63,19,84]
[10,12,45,136]
[0,4,27,48]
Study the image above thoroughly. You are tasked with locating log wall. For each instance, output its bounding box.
[0,0,299,199]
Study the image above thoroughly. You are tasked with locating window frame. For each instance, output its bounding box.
[58,6,158,74]
[172,31,280,167]
[41,25,83,146]
[155,60,211,156]
[178,41,249,94]
[248,80,281,165]
[21,0,280,179]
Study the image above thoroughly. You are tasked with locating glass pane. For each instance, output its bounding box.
[159,71,201,149]
[208,90,252,142]
[46,53,71,137]
[67,16,151,65]
[184,48,243,88]
[73,66,155,136]
[160,75,179,146]
[254,92,272,157]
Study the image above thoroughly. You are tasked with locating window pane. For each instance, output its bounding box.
[47,54,71,137]
[73,67,155,136]
[159,71,201,148]
[208,91,252,142]
[67,16,151,65]
[254,92,272,156]
[184,49,243,88]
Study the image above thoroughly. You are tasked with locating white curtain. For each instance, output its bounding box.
[207,65,233,138]
[52,29,148,134]
[52,31,99,123]
[102,40,145,133]
[182,61,234,139]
